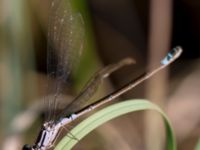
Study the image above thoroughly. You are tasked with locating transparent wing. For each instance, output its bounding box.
[45,0,84,121]
[57,58,135,119]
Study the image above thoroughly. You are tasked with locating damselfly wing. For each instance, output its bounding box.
[45,0,84,122]
[23,0,85,149]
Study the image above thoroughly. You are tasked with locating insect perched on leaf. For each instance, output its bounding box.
[22,0,182,149]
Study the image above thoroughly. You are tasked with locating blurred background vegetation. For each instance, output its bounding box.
[0,0,200,150]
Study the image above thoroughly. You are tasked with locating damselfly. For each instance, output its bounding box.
[22,0,182,150]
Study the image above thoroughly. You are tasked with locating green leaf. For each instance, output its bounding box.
[55,100,176,150]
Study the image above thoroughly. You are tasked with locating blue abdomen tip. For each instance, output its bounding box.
[161,47,180,65]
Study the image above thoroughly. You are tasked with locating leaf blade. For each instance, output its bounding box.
[55,99,176,150]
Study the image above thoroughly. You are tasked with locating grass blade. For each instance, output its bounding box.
[55,99,176,150]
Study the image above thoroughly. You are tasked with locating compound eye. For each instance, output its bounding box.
[22,144,32,150]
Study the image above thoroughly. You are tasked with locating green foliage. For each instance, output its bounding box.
[55,100,176,150]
